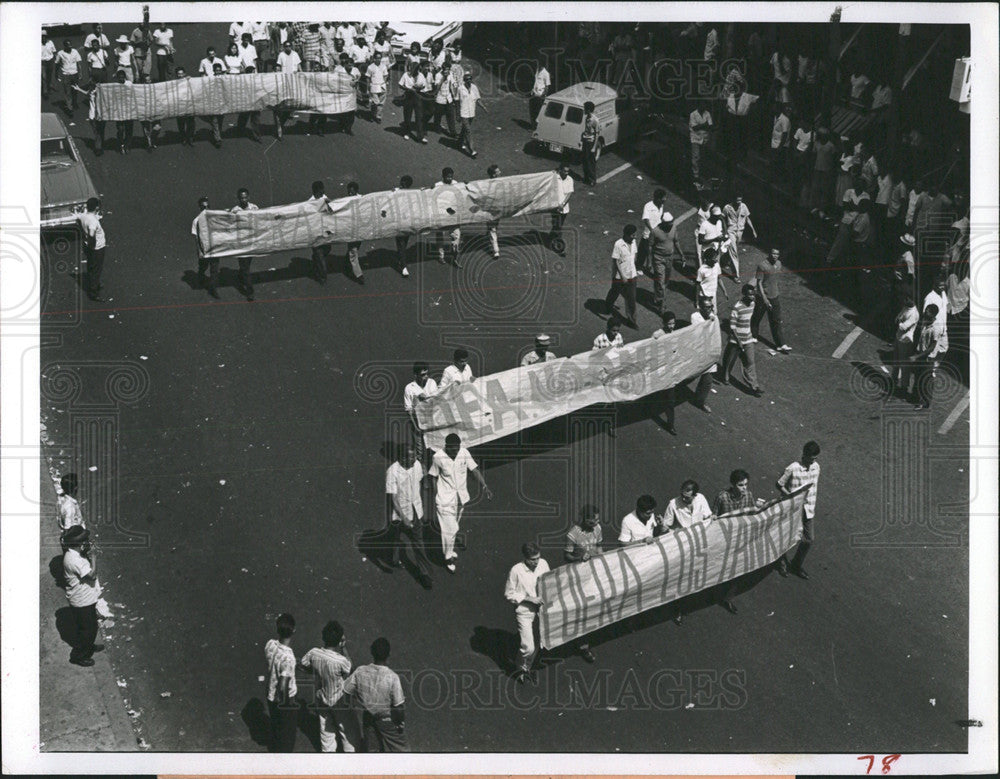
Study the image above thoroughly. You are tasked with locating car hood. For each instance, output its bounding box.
[41,161,97,207]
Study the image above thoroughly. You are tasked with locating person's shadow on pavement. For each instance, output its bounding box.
[240,698,271,749]
[469,626,519,674]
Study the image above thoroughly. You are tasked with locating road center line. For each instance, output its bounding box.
[832,326,864,359]
[673,207,697,226]
[938,391,970,435]
[596,161,633,184]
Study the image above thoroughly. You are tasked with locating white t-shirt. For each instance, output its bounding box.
[42,39,57,61]
[556,174,574,214]
[56,48,82,75]
[199,56,224,76]
[386,460,424,523]
[793,127,812,152]
[434,71,454,104]
[689,311,718,373]
[531,66,550,97]
[618,511,657,543]
[771,113,790,149]
[77,212,106,250]
[458,83,480,118]
[238,43,258,69]
[63,548,100,607]
[923,290,948,329]
[87,48,109,70]
[696,263,722,298]
[403,378,438,411]
[612,238,637,280]
[663,493,712,530]
[505,559,551,614]
[430,448,478,507]
[641,200,664,239]
[276,49,301,72]
[697,218,723,248]
[440,363,473,390]
[689,109,712,144]
[366,61,389,91]
[229,22,252,41]
[224,53,242,74]
[84,33,110,50]
[114,45,135,69]
[152,28,174,56]
[58,494,85,531]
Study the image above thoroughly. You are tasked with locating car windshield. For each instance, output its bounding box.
[565,106,584,124]
[544,102,564,120]
[41,137,75,165]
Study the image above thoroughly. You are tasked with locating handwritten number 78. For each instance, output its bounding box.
[858,754,901,774]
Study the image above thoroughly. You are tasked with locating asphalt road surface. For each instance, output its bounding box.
[39,23,969,754]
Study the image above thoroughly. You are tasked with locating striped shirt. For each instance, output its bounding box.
[300,646,351,706]
[778,461,820,518]
[714,488,756,516]
[729,299,755,345]
[593,332,624,350]
[299,30,322,62]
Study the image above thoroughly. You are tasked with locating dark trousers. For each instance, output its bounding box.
[84,246,105,297]
[340,111,355,134]
[402,92,418,135]
[395,236,409,269]
[750,295,784,346]
[459,116,475,153]
[418,95,434,137]
[362,711,409,752]
[529,94,544,126]
[238,257,254,296]
[197,255,219,289]
[388,520,432,579]
[91,120,106,154]
[89,67,107,84]
[115,120,133,148]
[605,277,636,323]
[432,102,457,136]
[651,257,670,312]
[155,53,174,81]
[693,372,714,408]
[581,138,597,184]
[311,244,330,282]
[42,59,55,95]
[914,360,938,406]
[177,116,195,143]
[69,603,98,661]
[268,698,298,753]
[237,111,261,140]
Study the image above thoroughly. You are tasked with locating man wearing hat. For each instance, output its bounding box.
[521,335,556,367]
[648,211,686,315]
[112,35,137,82]
[61,526,102,666]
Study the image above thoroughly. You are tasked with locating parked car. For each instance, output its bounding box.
[41,112,99,230]
[530,82,647,159]
[389,22,463,60]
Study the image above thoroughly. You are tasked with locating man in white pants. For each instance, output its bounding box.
[504,541,550,684]
[299,620,358,752]
[429,433,492,573]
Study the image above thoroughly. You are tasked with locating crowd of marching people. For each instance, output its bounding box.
[43,21,484,155]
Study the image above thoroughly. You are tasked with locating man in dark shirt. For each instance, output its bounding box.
[649,213,686,314]
[751,247,791,352]
[712,469,761,614]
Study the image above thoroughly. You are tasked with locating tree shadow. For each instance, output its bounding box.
[240,698,272,749]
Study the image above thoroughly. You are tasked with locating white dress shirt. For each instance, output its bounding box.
[505,558,551,614]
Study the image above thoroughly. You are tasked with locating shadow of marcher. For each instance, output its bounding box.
[49,554,68,589]
[849,359,894,401]
[241,698,272,749]
[297,698,322,753]
[469,625,519,674]
[54,607,76,648]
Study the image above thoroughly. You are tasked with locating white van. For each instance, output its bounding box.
[530,82,645,158]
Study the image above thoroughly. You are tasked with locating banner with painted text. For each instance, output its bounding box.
[93,72,357,122]
[415,318,722,450]
[197,171,565,259]
[538,487,808,649]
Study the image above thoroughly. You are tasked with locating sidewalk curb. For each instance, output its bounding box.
[39,467,138,751]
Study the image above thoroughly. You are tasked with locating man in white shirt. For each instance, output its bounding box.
[439,348,473,391]
[237,33,258,70]
[688,104,712,183]
[521,334,556,367]
[191,196,220,298]
[83,24,110,54]
[529,60,550,129]
[55,40,83,110]
[398,62,426,143]
[618,495,659,545]
[771,106,791,169]
[273,40,301,138]
[42,32,58,96]
[403,361,437,460]
[661,479,714,533]
[688,296,718,413]
[76,197,106,302]
[431,56,459,138]
[264,613,298,752]
[230,188,259,300]
[550,163,574,256]
[229,21,252,45]
[385,445,432,588]
[198,46,224,77]
[457,72,485,158]
[366,50,389,123]
[604,224,638,328]
[305,181,333,284]
[429,433,492,572]
[922,274,949,330]
[639,189,666,274]
[151,23,175,81]
[61,526,101,666]
[695,249,729,314]
[433,168,463,266]
[775,440,821,578]
[299,621,356,752]
[504,541,550,683]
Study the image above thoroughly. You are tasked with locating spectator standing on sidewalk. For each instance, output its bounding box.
[581,100,600,185]
[57,473,85,531]
[688,102,713,185]
[61,526,102,666]
[264,613,298,752]
[343,638,408,752]
[809,127,837,217]
[751,247,790,351]
[529,58,550,129]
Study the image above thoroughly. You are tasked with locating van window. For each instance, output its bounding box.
[543,102,564,120]
[565,106,584,124]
